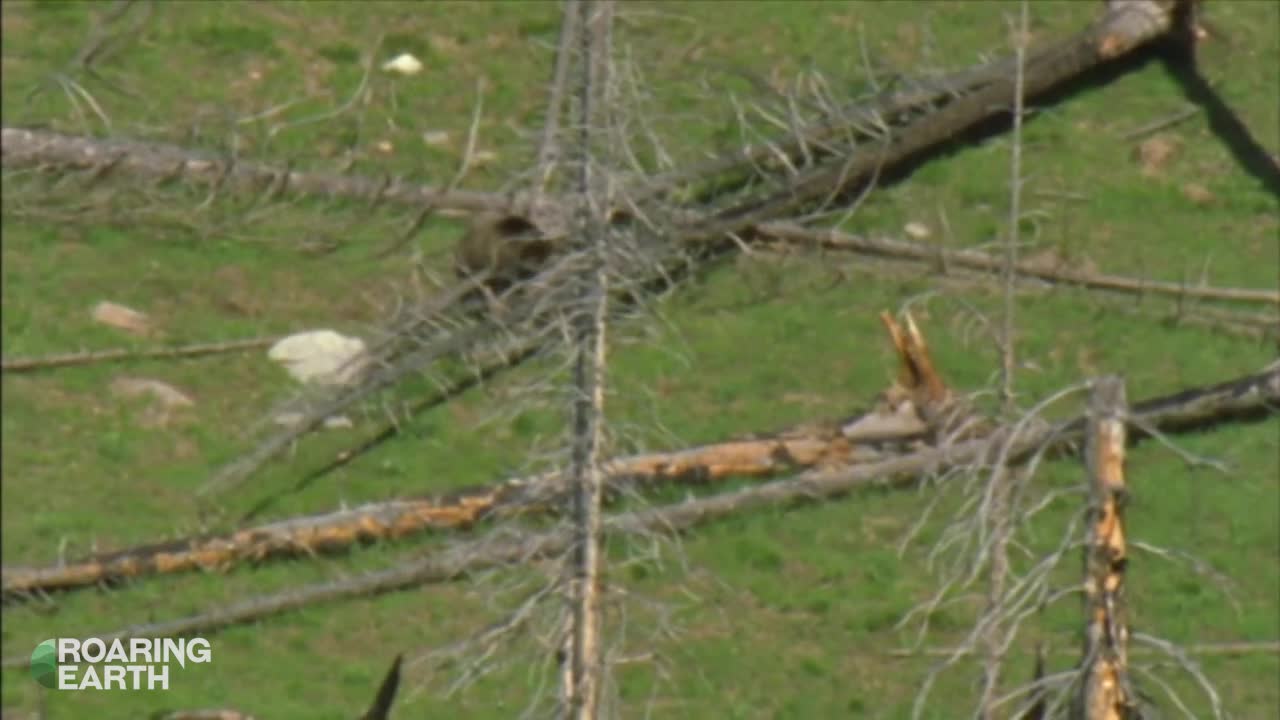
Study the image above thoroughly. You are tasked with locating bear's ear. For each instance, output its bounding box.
[495,215,538,237]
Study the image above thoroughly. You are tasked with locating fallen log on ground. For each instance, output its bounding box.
[687,0,1189,239]
[756,222,1280,307]
[5,360,1273,670]
[5,358,1273,604]
[636,53,1031,205]
[0,126,517,216]
[0,54,1031,224]
[792,248,1279,342]
[3,2,1194,250]
[1,336,283,373]
[4,313,966,599]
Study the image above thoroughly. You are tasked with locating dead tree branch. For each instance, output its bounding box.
[1,336,281,373]
[535,0,581,192]
[1,126,520,216]
[888,640,1280,659]
[981,6,1031,715]
[757,224,1280,307]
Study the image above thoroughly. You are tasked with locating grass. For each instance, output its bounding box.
[2,0,1277,717]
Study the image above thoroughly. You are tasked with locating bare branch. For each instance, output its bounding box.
[2,336,282,373]
[757,223,1280,307]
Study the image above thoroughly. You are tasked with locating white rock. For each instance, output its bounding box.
[110,377,194,408]
[92,301,152,336]
[323,415,354,429]
[381,53,423,76]
[273,412,305,428]
[903,222,932,240]
[273,412,354,430]
[422,130,451,147]
[268,330,369,386]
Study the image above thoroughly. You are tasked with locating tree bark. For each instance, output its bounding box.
[561,2,612,717]
[0,126,519,215]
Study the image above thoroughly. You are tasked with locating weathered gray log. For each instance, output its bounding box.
[757,223,1280,307]
[689,1,1186,239]
[1,336,281,373]
[0,126,518,215]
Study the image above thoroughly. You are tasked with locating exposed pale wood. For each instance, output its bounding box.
[9,363,1267,670]
[1078,376,1135,720]
[5,363,1274,604]
[3,312,960,599]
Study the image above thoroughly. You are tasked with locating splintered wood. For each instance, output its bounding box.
[1080,376,1135,719]
[2,312,960,599]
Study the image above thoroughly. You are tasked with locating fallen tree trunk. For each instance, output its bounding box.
[1,336,282,373]
[793,248,1279,342]
[5,362,1272,670]
[0,126,517,216]
[5,362,1273,602]
[686,2,1186,238]
[0,427,910,599]
[635,53,1031,205]
[1,2,1189,247]
[0,55,1023,223]
[757,222,1280,307]
[4,313,961,600]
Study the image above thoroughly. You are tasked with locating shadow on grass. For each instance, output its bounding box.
[1155,30,1280,200]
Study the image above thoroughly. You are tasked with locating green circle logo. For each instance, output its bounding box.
[30,639,58,689]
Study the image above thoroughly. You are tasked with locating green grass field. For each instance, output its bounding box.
[2,1,1277,717]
